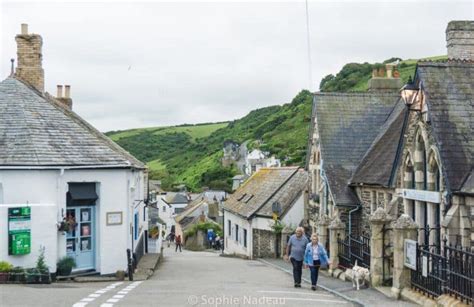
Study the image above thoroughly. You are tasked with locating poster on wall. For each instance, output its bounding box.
[106,212,123,225]
[8,207,31,255]
[404,239,417,270]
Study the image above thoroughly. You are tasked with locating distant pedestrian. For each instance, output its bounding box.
[175,234,182,252]
[284,227,309,288]
[304,234,329,291]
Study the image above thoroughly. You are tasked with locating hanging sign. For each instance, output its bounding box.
[8,207,31,255]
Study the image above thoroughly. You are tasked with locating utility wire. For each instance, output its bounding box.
[305,0,314,91]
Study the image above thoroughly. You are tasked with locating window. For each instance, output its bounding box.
[235,224,239,242]
[228,220,231,236]
[243,228,247,248]
[162,205,166,212]
[175,208,184,214]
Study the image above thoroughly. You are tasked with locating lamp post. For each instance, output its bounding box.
[400,76,419,106]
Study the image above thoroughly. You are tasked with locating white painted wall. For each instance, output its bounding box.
[0,168,147,275]
[223,211,252,258]
[157,195,187,236]
[281,194,304,229]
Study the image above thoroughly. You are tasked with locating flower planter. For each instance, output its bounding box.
[26,269,51,284]
[57,267,72,277]
[0,272,9,284]
[9,272,26,283]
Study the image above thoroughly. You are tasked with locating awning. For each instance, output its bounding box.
[68,183,98,201]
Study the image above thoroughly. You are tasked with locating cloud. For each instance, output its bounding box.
[1,1,472,131]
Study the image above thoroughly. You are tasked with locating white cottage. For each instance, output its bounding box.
[223,167,307,259]
[0,25,148,275]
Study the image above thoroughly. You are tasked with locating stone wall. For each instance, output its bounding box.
[252,229,276,258]
[355,186,397,235]
[446,20,474,60]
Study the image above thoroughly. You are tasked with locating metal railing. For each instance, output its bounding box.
[411,228,473,305]
[337,233,370,269]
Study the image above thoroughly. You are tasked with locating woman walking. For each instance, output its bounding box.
[303,234,329,291]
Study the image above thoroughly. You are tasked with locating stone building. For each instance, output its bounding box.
[307,74,400,237]
[307,20,473,251]
[223,167,307,259]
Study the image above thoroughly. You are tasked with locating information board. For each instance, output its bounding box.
[8,207,31,255]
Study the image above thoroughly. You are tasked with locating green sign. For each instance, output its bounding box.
[8,207,31,255]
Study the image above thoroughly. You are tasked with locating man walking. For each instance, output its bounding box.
[175,234,182,252]
[284,227,309,288]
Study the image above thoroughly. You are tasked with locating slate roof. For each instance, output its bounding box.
[223,167,308,219]
[314,92,399,205]
[416,62,474,192]
[164,192,189,204]
[350,99,408,187]
[0,77,145,168]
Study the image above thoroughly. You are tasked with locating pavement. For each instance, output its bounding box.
[258,257,417,307]
[116,247,354,306]
[0,247,417,307]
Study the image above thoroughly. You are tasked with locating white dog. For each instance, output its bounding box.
[351,260,370,290]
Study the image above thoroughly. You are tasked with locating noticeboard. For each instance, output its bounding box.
[404,239,417,270]
[8,207,31,255]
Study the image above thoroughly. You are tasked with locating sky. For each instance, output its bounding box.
[1,0,473,132]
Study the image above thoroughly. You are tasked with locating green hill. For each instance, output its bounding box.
[107,56,445,192]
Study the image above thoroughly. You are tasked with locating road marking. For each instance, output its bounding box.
[113,295,125,299]
[282,297,349,304]
[80,297,95,302]
[257,290,333,297]
[100,304,114,307]
[106,298,120,303]
[71,282,126,307]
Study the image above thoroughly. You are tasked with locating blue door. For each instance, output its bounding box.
[66,206,95,271]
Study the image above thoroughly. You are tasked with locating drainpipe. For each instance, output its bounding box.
[348,204,361,236]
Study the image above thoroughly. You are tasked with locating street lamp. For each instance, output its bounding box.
[400,76,419,106]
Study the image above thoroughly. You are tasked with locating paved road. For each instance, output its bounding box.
[116,248,352,307]
[0,248,352,307]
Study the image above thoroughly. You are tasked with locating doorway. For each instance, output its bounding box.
[66,206,95,271]
[66,182,98,272]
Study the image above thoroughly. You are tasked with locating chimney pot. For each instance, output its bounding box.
[64,85,71,98]
[21,24,28,35]
[386,64,393,78]
[57,85,63,98]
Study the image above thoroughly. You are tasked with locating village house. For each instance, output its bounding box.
[0,25,148,275]
[306,20,473,305]
[223,167,307,259]
[156,192,189,236]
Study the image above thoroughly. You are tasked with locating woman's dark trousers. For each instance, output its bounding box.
[310,260,321,286]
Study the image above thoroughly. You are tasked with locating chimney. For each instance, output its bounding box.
[55,84,73,110]
[446,20,474,60]
[368,64,402,92]
[56,85,63,98]
[15,24,44,92]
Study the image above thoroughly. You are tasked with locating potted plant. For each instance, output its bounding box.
[26,246,51,284]
[9,266,25,283]
[56,256,76,276]
[0,261,13,283]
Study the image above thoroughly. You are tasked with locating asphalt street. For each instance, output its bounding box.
[0,247,353,307]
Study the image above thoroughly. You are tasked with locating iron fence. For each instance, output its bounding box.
[411,225,473,305]
[337,233,370,269]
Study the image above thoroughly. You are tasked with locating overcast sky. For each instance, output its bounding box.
[1,0,473,132]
